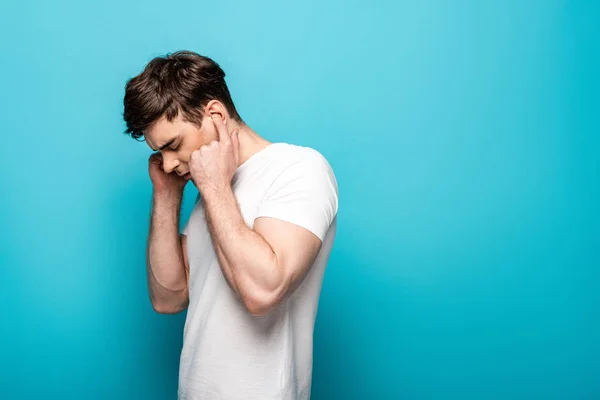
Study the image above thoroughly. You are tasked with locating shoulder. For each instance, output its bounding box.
[263,143,338,209]
[256,144,339,240]
[269,143,336,179]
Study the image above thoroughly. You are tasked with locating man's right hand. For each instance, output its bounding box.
[148,153,189,194]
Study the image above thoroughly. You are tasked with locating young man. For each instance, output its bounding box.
[122,51,338,399]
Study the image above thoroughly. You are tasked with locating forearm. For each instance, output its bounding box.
[147,190,188,312]
[202,186,282,308]
[212,241,242,296]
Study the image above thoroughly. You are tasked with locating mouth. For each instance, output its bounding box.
[183,172,192,179]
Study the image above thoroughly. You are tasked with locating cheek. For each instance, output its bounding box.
[201,122,218,142]
[181,147,198,164]
[195,129,218,148]
[202,130,218,144]
[181,139,204,163]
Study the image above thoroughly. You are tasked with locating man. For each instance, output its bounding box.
[122,50,338,399]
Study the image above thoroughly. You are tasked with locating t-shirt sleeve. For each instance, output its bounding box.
[255,153,339,242]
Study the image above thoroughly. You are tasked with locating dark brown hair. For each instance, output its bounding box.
[122,50,242,140]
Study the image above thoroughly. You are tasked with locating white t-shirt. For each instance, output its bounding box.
[178,142,339,400]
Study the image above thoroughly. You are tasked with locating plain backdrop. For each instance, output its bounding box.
[1,0,598,399]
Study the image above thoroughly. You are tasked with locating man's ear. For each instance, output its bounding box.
[204,100,228,123]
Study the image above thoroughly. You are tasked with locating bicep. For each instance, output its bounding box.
[254,217,322,294]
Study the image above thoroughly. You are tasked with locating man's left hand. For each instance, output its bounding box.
[189,115,240,193]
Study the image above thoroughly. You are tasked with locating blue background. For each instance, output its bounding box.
[1,1,598,399]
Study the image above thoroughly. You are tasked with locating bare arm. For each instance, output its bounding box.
[187,114,334,316]
[146,190,189,314]
[202,186,321,316]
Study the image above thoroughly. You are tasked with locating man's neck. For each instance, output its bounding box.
[234,123,272,167]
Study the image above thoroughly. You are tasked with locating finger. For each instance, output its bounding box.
[211,114,230,144]
[231,129,240,164]
[149,152,162,164]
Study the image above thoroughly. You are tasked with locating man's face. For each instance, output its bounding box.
[144,113,217,176]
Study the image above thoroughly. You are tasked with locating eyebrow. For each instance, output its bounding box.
[150,137,177,152]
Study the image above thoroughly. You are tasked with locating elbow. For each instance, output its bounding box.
[243,300,273,317]
[240,287,285,317]
[238,264,290,316]
[152,302,183,314]
[243,298,277,317]
[150,296,188,315]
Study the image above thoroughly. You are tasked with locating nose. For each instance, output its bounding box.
[162,153,180,174]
